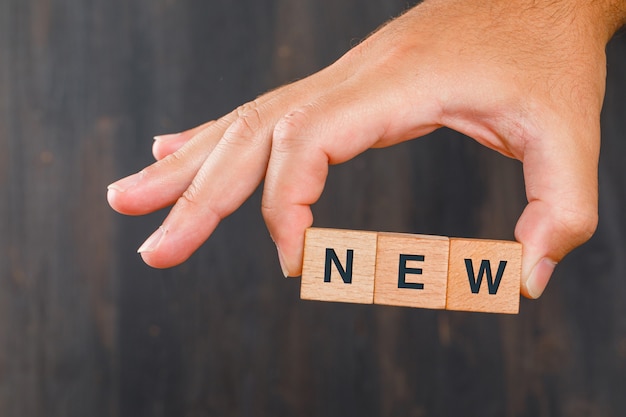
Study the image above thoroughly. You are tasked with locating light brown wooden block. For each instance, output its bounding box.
[446,238,521,314]
[374,232,449,309]
[301,228,377,304]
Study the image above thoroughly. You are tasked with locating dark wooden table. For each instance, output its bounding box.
[1,1,625,416]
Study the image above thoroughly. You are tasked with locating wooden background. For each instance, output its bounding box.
[1,0,625,416]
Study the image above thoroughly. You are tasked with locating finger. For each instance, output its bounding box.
[107,81,305,216]
[515,118,599,299]
[152,120,216,161]
[137,98,283,268]
[107,116,234,215]
[133,69,364,267]
[262,79,440,277]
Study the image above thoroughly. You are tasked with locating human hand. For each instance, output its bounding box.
[107,0,626,298]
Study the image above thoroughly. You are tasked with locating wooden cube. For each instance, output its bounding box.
[300,228,378,304]
[374,232,449,309]
[446,238,521,314]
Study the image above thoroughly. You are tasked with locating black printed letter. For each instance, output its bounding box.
[324,248,354,284]
[464,259,507,294]
[398,254,425,290]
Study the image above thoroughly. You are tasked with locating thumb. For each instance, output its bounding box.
[515,119,599,299]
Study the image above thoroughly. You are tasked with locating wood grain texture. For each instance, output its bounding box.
[374,232,449,309]
[301,228,378,304]
[446,238,521,314]
[0,1,122,415]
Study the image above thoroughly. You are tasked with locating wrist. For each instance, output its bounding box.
[583,0,626,43]
[420,0,626,44]
[519,0,625,44]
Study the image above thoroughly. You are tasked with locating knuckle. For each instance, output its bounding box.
[178,180,224,221]
[178,182,202,209]
[573,212,598,242]
[274,108,308,139]
[149,146,189,176]
[141,147,185,177]
[163,148,186,166]
[558,204,598,246]
[236,100,263,130]
[223,100,264,145]
[272,106,314,152]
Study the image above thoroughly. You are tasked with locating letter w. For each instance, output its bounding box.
[464,259,507,294]
[324,248,354,283]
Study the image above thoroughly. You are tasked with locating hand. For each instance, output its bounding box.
[107,0,625,298]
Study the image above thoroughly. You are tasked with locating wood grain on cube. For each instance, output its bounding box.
[300,228,378,304]
[446,238,521,314]
[374,232,449,309]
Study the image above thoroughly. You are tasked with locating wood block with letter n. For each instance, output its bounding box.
[301,228,378,304]
[374,232,449,309]
[446,238,522,314]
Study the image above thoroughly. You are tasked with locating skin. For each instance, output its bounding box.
[108,0,626,299]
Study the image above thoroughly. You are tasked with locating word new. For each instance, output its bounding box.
[299,228,522,314]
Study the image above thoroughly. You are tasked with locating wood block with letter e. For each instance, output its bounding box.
[301,228,378,304]
[446,238,522,314]
[374,232,449,309]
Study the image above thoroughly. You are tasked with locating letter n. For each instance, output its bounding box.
[324,248,354,284]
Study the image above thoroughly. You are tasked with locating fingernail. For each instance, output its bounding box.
[526,258,557,299]
[275,245,290,277]
[138,226,167,253]
[153,133,180,141]
[107,171,143,193]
